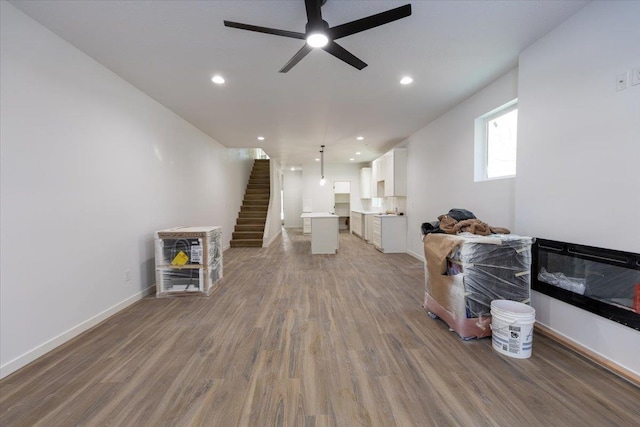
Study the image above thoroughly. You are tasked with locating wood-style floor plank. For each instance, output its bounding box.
[1,228,639,426]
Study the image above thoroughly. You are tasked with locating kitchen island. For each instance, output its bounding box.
[300,213,339,254]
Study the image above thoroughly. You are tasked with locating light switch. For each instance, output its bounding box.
[616,72,628,91]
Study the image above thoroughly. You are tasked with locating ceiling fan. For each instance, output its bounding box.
[224,0,412,73]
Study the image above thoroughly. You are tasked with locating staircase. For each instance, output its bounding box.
[230,159,270,247]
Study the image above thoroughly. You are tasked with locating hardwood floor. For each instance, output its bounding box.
[1,229,638,426]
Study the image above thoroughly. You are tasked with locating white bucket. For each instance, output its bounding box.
[491,300,536,359]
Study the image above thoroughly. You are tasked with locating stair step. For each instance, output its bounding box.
[243,199,269,206]
[230,239,263,247]
[247,184,270,190]
[244,193,270,200]
[249,179,270,185]
[234,224,265,232]
[246,188,271,194]
[241,205,268,212]
[239,211,267,218]
[237,218,267,225]
[232,231,263,240]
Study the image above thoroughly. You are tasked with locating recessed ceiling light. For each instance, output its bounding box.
[257,136,265,141]
[400,76,413,85]
[315,158,320,162]
[356,136,364,140]
[291,167,295,171]
[211,75,225,84]
[349,158,355,161]
[356,152,361,155]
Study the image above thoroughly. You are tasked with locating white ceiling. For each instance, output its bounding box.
[10,0,588,168]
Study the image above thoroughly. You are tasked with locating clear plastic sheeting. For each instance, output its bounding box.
[423,233,533,339]
[538,267,586,295]
[154,226,223,297]
[156,268,204,292]
[540,251,639,310]
[450,233,533,317]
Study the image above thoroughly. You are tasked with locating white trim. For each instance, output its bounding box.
[223,244,231,252]
[406,249,425,262]
[474,98,518,182]
[264,229,282,247]
[535,320,639,379]
[0,284,156,380]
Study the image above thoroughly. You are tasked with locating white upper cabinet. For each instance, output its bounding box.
[372,148,407,197]
[360,167,372,199]
[334,181,350,194]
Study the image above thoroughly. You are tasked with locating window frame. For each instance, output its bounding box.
[474,99,518,182]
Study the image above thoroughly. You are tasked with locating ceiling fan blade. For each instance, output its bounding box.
[304,0,323,29]
[224,20,306,40]
[322,41,367,70]
[328,4,412,40]
[279,44,313,73]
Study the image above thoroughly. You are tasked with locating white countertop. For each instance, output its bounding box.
[374,214,406,218]
[300,212,338,218]
[351,210,383,215]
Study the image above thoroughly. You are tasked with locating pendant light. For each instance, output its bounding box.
[319,145,326,186]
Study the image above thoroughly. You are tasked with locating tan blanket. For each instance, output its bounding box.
[438,215,510,236]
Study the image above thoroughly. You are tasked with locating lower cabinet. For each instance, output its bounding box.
[372,216,407,253]
[351,211,364,238]
[364,214,375,242]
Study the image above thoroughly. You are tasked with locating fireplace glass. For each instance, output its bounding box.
[532,238,640,331]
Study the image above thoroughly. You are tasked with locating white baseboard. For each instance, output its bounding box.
[223,243,231,252]
[0,284,155,380]
[406,249,425,262]
[264,229,282,247]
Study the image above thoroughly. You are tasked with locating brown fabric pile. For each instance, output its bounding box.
[437,215,510,236]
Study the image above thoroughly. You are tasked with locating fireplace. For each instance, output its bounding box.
[532,238,640,331]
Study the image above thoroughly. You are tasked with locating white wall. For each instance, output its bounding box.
[263,159,283,246]
[404,69,519,259]
[283,170,303,228]
[515,1,640,375]
[301,163,364,213]
[0,2,253,378]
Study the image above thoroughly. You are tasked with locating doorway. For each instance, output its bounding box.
[333,181,351,232]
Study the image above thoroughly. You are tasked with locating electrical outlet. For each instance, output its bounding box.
[631,67,640,86]
[125,269,131,282]
[616,72,628,91]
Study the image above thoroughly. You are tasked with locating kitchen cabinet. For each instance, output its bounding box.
[385,148,407,197]
[351,211,363,237]
[301,213,339,254]
[360,167,372,199]
[372,215,407,253]
[351,210,379,241]
[364,213,374,242]
[372,148,407,197]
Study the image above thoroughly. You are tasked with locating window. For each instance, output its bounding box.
[474,99,518,181]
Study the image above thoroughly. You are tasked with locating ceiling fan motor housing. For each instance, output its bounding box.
[305,20,329,36]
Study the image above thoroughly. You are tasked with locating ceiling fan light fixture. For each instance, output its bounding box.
[306,33,329,48]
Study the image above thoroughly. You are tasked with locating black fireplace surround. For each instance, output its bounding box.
[532,238,640,331]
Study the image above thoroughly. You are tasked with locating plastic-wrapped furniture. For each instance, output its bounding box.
[423,233,533,339]
[155,226,223,297]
